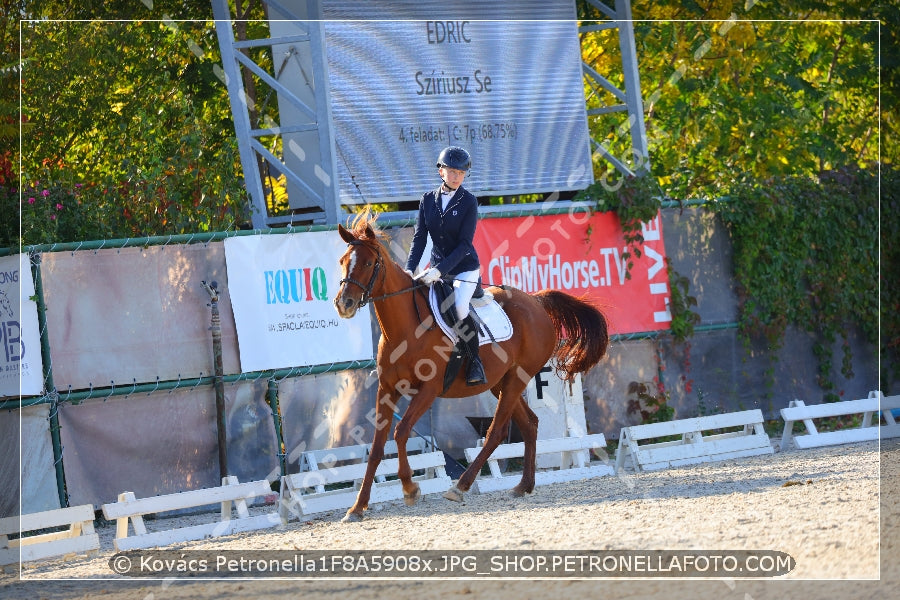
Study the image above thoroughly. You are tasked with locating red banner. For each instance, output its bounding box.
[473,211,671,335]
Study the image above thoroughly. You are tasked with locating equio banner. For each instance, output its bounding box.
[473,211,672,335]
[224,232,375,372]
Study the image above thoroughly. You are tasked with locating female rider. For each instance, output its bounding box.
[406,146,486,386]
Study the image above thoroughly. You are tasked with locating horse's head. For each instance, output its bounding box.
[334,219,383,319]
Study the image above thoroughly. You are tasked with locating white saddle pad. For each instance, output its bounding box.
[428,286,513,346]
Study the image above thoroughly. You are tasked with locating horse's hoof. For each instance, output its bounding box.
[404,486,421,506]
[443,485,465,502]
[341,511,363,523]
[511,484,533,497]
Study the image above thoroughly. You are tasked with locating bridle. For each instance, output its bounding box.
[338,240,432,326]
[339,240,383,308]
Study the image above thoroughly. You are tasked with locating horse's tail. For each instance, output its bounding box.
[533,289,609,380]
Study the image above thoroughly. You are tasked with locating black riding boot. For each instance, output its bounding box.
[457,314,486,386]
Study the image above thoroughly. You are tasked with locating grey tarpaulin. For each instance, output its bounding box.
[0,404,60,518]
[57,380,277,507]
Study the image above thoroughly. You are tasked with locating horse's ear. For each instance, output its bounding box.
[338,224,355,244]
[365,224,376,240]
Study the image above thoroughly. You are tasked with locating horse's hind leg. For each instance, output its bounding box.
[510,396,539,497]
[447,371,531,499]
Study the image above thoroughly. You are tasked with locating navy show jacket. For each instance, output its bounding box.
[405,185,480,276]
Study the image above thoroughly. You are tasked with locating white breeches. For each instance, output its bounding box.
[452,269,480,321]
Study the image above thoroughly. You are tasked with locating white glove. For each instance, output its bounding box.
[416,267,442,285]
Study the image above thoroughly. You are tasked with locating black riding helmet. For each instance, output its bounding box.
[436,146,472,171]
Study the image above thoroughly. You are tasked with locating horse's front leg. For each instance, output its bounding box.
[342,385,395,523]
[393,387,438,506]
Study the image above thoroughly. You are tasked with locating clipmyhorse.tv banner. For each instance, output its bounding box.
[224,232,374,373]
[473,211,672,335]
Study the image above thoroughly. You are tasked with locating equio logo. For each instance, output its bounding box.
[264,267,328,305]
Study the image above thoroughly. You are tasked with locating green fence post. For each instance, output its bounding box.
[30,251,68,508]
[202,280,228,480]
[267,378,286,479]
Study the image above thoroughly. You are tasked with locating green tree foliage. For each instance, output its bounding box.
[0,1,25,247]
[716,167,879,397]
[577,1,891,394]
[579,2,884,196]
[882,168,900,389]
[2,1,252,248]
[20,19,248,244]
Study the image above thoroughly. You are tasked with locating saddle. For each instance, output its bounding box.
[428,281,513,392]
[428,282,513,346]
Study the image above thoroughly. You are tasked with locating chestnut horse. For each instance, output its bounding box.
[334,212,608,522]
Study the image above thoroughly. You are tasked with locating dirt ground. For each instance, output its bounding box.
[2,438,897,600]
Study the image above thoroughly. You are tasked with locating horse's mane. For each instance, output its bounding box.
[347,207,388,246]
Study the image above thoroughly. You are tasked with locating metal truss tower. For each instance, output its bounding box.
[580,0,650,177]
[212,0,340,229]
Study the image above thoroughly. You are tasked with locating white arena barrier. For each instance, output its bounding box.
[279,438,451,519]
[101,476,280,551]
[464,433,614,494]
[779,391,900,451]
[614,409,774,472]
[0,504,100,568]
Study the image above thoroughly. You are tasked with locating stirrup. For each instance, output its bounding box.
[466,358,486,386]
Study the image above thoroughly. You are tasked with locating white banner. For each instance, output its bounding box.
[0,254,43,397]
[224,232,374,372]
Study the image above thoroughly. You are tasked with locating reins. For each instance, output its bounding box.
[367,280,428,303]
